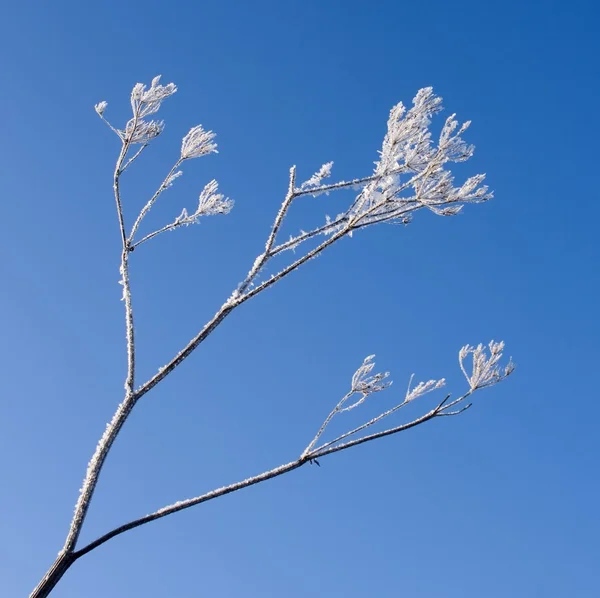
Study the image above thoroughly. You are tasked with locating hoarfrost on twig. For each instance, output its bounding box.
[300,161,334,191]
[302,341,512,460]
[459,340,514,390]
[181,125,218,160]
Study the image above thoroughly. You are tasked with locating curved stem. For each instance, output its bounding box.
[71,391,466,562]
[74,459,306,559]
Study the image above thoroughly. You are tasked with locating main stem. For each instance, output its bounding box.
[29,552,78,598]
[30,138,139,598]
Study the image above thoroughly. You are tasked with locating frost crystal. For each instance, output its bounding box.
[459,340,514,390]
[300,161,334,190]
[181,125,218,160]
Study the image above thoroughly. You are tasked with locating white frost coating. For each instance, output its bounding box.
[405,374,446,403]
[165,170,183,188]
[300,161,334,190]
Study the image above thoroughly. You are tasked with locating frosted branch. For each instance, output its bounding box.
[300,161,334,190]
[72,341,511,561]
[30,78,511,596]
[304,341,510,459]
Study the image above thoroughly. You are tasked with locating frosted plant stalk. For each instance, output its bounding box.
[29,76,512,598]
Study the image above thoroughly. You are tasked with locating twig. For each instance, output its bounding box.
[121,144,148,174]
[63,111,140,552]
[71,389,470,559]
[128,159,183,245]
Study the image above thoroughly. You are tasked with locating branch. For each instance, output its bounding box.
[237,166,297,294]
[128,159,184,245]
[31,81,505,598]
[302,390,354,457]
[132,166,441,405]
[113,143,132,250]
[72,387,477,560]
[310,394,453,459]
[134,186,353,401]
[73,459,306,559]
[293,167,407,198]
[71,392,461,559]
[120,143,148,174]
[61,337,511,566]
[236,225,350,304]
[270,216,348,256]
[132,223,347,400]
[63,119,139,552]
[310,395,415,455]
[130,220,185,250]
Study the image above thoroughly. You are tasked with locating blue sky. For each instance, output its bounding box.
[1,0,599,596]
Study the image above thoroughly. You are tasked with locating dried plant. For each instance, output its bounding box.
[30,76,513,598]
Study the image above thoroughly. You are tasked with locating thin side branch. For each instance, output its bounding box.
[302,390,354,457]
[131,221,185,250]
[121,143,148,174]
[71,391,460,559]
[128,159,183,244]
[237,166,297,294]
[73,459,305,559]
[311,405,442,459]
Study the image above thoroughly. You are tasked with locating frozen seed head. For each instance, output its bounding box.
[94,101,108,117]
[181,125,218,160]
[351,355,392,395]
[459,340,514,391]
[131,75,177,118]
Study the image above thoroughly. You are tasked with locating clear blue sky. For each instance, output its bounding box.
[1,1,599,596]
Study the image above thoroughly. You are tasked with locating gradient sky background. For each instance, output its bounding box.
[1,1,599,597]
